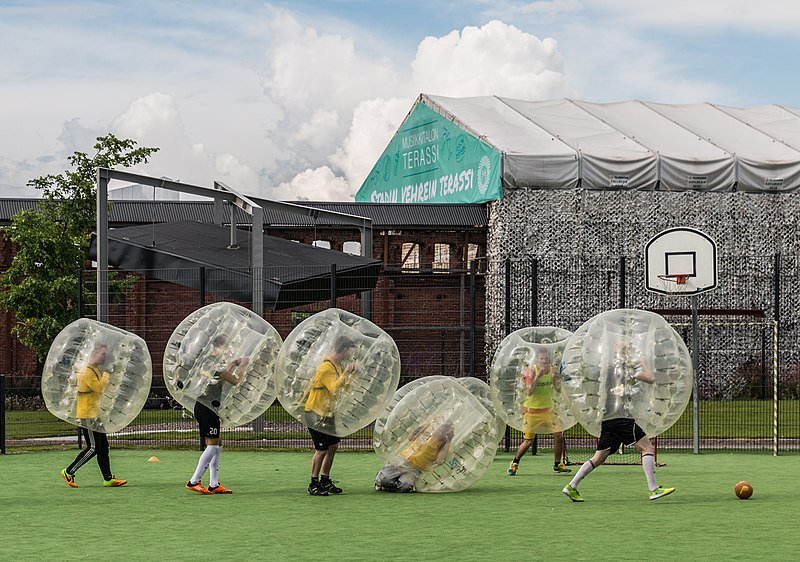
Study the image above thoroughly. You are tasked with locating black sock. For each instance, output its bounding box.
[311,477,319,484]
[320,475,331,483]
[513,457,521,464]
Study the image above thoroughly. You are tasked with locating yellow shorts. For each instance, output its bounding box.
[523,411,563,439]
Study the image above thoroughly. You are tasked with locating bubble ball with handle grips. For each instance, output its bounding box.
[373,376,448,457]
[275,308,401,437]
[375,377,500,493]
[42,318,152,434]
[162,302,283,428]
[489,326,576,435]
[560,309,693,438]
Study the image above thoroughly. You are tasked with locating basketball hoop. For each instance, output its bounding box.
[657,274,692,295]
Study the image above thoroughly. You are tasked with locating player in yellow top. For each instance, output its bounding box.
[375,417,454,493]
[304,335,357,496]
[60,343,127,488]
[507,349,571,476]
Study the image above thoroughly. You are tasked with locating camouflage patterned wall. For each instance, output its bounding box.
[485,188,800,400]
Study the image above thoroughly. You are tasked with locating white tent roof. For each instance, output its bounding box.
[422,94,800,193]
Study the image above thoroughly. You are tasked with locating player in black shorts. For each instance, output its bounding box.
[186,335,249,495]
[303,336,356,496]
[562,346,675,502]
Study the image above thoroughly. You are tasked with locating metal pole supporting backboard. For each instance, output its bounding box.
[691,295,700,454]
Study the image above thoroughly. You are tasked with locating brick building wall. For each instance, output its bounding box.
[0,226,486,387]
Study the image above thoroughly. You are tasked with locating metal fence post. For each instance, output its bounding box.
[469,259,476,378]
[1,374,6,454]
[504,259,511,335]
[199,266,206,307]
[330,264,338,308]
[530,258,538,326]
[77,266,83,318]
[77,266,84,450]
[503,258,512,452]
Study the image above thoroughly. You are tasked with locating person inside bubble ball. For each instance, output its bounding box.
[507,349,571,476]
[562,339,675,503]
[186,334,249,495]
[60,342,127,488]
[375,416,454,493]
[304,335,357,496]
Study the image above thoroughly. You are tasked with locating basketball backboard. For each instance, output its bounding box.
[645,227,717,296]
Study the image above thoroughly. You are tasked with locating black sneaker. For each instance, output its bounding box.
[320,479,343,494]
[307,481,329,496]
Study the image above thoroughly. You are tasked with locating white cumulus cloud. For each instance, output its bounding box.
[272,166,352,201]
[273,18,572,200]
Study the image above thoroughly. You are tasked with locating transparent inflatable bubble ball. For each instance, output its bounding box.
[560,309,693,438]
[162,302,283,428]
[375,377,499,493]
[489,326,576,434]
[373,376,448,457]
[456,376,506,439]
[42,318,152,434]
[275,308,401,437]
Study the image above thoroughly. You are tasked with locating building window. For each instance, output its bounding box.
[401,242,420,272]
[467,243,480,265]
[343,241,361,255]
[313,240,331,249]
[433,243,450,272]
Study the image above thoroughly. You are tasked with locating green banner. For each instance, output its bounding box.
[355,102,502,204]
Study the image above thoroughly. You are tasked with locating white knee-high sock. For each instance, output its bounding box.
[568,459,596,489]
[191,445,217,484]
[209,446,221,488]
[642,453,658,491]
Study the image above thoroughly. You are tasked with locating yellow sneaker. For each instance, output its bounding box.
[649,486,675,500]
[507,462,519,476]
[562,484,584,502]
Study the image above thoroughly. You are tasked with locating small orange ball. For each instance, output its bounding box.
[735,481,753,500]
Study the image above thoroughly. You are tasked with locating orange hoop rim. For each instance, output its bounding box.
[658,273,690,285]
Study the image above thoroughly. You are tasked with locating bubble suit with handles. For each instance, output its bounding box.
[374,377,499,493]
[275,308,401,437]
[456,377,505,439]
[162,302,283,428]
[42,319,152,434]
[373,376,447,457]
[489,326,576,435]
[560,309,693,438]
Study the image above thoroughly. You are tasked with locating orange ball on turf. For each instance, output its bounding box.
[735,481,753,499]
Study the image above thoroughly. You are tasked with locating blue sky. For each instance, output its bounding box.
[2,0,799,200]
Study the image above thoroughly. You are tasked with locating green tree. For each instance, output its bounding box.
[0,134,159,362]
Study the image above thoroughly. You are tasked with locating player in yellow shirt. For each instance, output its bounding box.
[60,343,127,488]
[507,349,571,476]
[304,335,356,496]
[375,417,454,493]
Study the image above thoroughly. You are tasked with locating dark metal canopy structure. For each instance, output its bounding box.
[95,168,376,319]
[89,221,381,310]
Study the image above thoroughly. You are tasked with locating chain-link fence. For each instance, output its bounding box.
[488,254,799,454]
[3,255,798,455]
[1,265,485,452]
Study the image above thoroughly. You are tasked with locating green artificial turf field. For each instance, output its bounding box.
[1,450,798,561]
